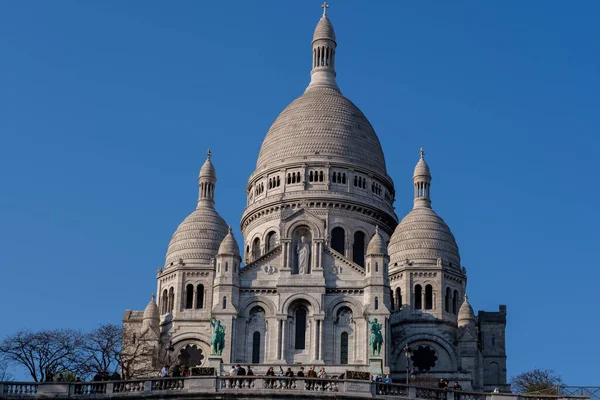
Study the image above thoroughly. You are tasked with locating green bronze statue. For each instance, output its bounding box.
[368,317,384,356]
[210,316,226,356]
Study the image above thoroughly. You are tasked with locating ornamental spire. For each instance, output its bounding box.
[413,148,432,208]
[198,149,217,207]
[306,2,339,92]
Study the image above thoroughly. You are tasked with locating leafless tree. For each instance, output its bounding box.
[0,329,85,382]
[78,324,122,378]
[510,368,563,395]
[117,327,159,379]
[0,360,13,382]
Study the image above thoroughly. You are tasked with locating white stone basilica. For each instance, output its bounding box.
[123,5,509,392]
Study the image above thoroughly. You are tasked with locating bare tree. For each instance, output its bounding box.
[0,360,13,382]
[79,324,122,378]
[510,368,563,395]
[117,327,159,379]
[0,329,85,382]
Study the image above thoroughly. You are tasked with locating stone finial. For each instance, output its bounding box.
[228,225,233,234]
[321,1,330,17]
[375,225,379,234]
[206,149,212,160]
[420,147,425,159]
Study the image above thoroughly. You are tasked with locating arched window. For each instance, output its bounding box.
[489,362,500,385]
[277,176,280,186]
[222,296,227,309]
[353,231,366,267]
[331,227,345,254]
[415,285,422,309]
[168,287,174,312]
[396,288,402,310]
[161,289,168,314]
[266,231,277,252]
[453,290,459,314]
[390,289,395,310]
[340,332,349,365]
[225,262,229,272]
[185,284,194,309]
[252,332,261,363]
[354,175,358,186]
[287,174,291,184]
[295,309,307,350]
[196,284,204,309]
[252,237,261,261]
[445,288,451,313]
[374,297,379,310]
[296,172,301,182]
[425,285,433,309]
[375,262,379,272]
[309,171,314,182]
[342,173,346,184]
[319,171,324,182]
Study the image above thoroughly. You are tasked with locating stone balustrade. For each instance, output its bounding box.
[0,378,591,400]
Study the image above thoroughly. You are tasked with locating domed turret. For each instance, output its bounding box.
[388,149,460,268]
[458,294,477,328]
[367,226,387,256]
[218,226,240,256]
[143,294,160,322]
[165,151,228,268]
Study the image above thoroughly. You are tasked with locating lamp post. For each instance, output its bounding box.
[403,344,411,386]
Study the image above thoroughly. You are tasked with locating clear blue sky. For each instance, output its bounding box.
[1,1,598,384]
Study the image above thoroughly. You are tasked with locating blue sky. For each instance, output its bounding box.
[1,1,598,384]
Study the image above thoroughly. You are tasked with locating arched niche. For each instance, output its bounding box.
[292,225,312,275]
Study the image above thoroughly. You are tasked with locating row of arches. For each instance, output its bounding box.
[414,284,434,310]
[415,181,430,198]
[330,227,366,267]
[308,170,324,182]
[184,284,205,309]
[445,288,460,315]
[254,182,264,195]
[161,288,175,314]
[199,182,214,200]
[331,171,346,184]
[268,176,280,189]
[354,175,367,189]
[391,288,403,310]
[287,172,302,184]
[372,182,382,195]
[313,45,334,68]
[248,231,278,262]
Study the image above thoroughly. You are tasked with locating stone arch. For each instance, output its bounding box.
[239,296,277,318]
[281,293,321,315]
[326,296,365,318]
[283,216,323,239]
[392,334,457,372]
[331,226,346,254]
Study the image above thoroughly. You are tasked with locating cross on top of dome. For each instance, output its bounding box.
[321,1,330,17]
[420,147,425,159]
[206,149,212,160]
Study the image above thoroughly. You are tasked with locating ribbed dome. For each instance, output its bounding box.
[199,155,216,179]
[143,295,159,321]
[458,295,477,327]
[255,87,388,177]
[413,158,430,178]
[367,226,386,255]
[218,226,240,256]
[165,206,228,267]
[313,16,335,42]
[388,206,460,267]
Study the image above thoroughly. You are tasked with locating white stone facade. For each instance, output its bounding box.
[123,6,509,392]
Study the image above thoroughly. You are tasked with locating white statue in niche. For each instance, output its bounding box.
[296,236,310,274]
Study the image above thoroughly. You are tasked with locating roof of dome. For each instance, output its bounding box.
[458,295,477,326]
[165,206,228,267]
[143,295,159,321]
[413,149,430,178]
[367,226,387,255]
[255,87,388,177]
[313,16,335,42]
[218,226,240,256]
[199,150,216,179]
[388,206,460,266]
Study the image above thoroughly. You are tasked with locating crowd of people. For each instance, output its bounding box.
[160,364,192,378]
[227,365,328,379]
[438,378,463,391]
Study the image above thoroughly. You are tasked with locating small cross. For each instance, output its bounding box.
[419,147,425,159]
[321,1,330,17]
[207,148,211,160]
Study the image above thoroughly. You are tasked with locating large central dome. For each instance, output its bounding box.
[256,86,388,177]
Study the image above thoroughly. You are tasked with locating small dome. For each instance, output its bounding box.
[413,156,430,178]
[388,206,460,267]
[199,150,216,179]
[143,295,159,321]
[367,226,386,255]
[313,16,336,42]
[458,295,477,327]
[218,226,240,256]
[165,207,228,267]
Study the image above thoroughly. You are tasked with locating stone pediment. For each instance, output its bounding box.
[240,245,281,276]
[280,207,325,239]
